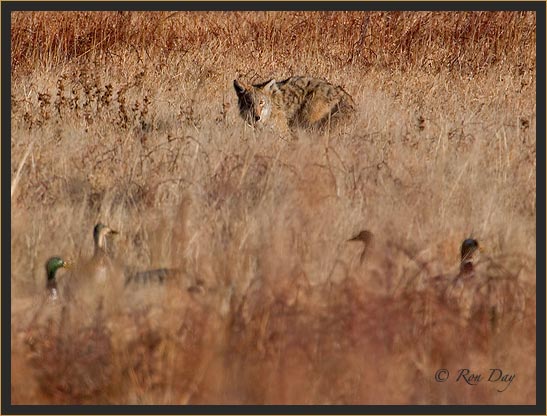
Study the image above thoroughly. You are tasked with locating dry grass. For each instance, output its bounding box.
[10,11,536,405]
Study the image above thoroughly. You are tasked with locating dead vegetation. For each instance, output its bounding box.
[10,11,536,405]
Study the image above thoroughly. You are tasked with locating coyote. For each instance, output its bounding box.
[233,76,355,133]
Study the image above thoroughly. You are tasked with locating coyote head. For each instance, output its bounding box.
[233,79,277,126]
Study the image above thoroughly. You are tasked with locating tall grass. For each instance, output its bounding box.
[11,11,536,76]
[10,11,536,404]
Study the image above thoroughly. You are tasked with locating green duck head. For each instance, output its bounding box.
[45,256,70,281]
[93,223,118,252]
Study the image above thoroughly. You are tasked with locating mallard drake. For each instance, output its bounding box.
[45,256,71,300]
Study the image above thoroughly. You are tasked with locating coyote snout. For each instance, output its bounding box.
[234,76,355,133]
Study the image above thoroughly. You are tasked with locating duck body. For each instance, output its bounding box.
[125,267,180,286]
[442,238,527,331]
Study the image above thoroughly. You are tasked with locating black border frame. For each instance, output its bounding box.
[2,2,545,415]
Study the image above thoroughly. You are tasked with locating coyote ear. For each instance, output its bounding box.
[263,79,277,93]
[233,79,247,96]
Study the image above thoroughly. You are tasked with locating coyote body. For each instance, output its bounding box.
[233,76,355,133]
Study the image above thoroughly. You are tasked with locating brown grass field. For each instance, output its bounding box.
[10,11,536,405]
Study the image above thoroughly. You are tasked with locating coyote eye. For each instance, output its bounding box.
[259,99,265,106]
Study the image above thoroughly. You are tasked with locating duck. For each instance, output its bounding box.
[347,230,375,264]
[87,224,203,295]
[429,238,480,292]
[62,223,122,308]
[442,238,526,332]
[14,256,71,329]
[457,238,480,279]
[90,223,119,283]
[45,256,71,301]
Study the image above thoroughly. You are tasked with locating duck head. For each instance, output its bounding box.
[45,256,70,299]
[460,238,480,274]
[93,223,118,253]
